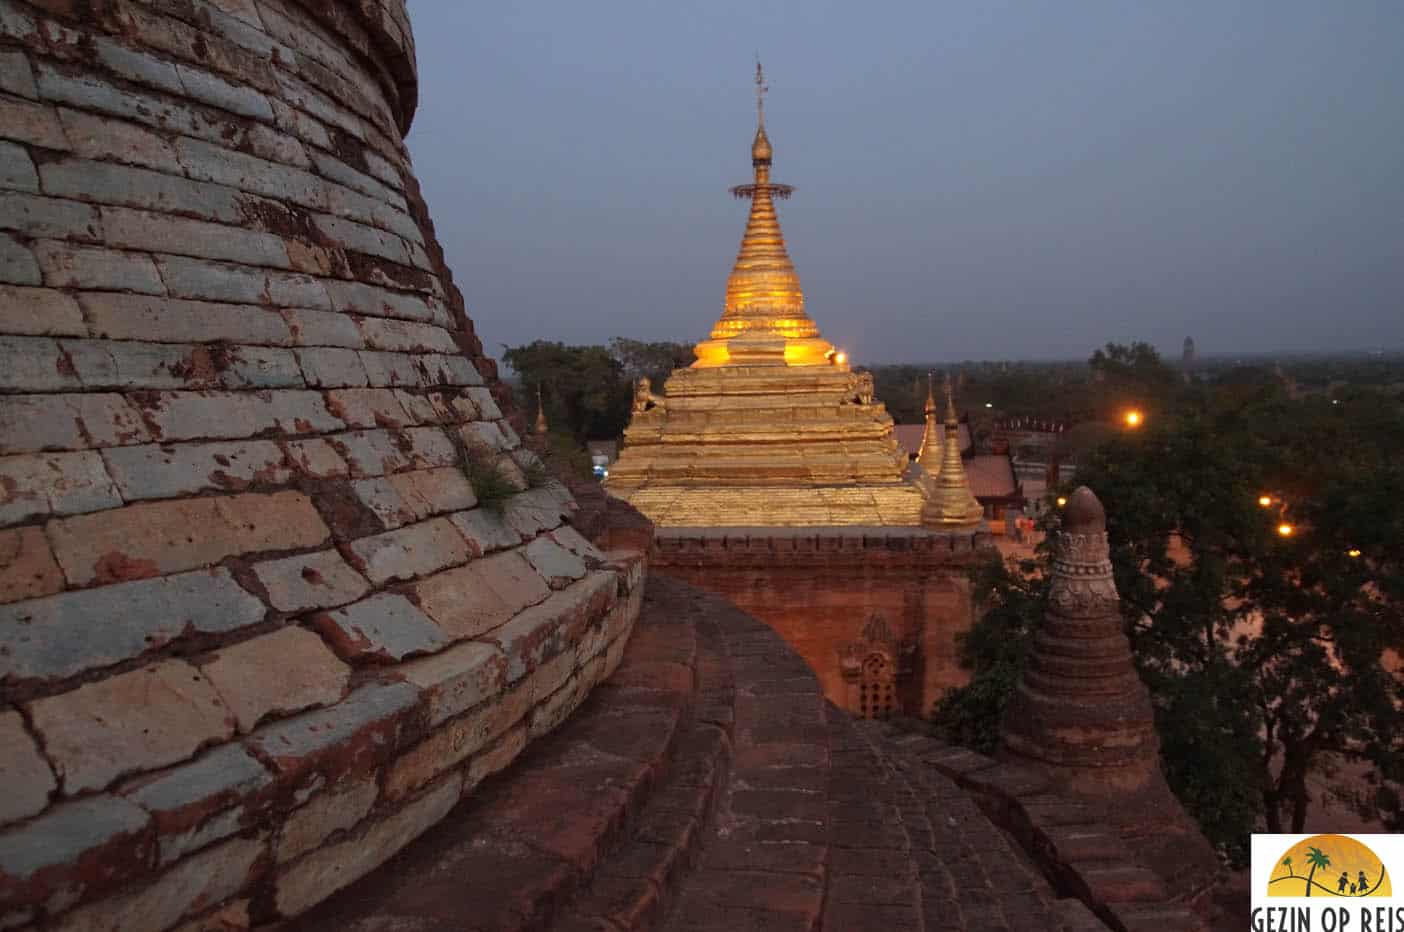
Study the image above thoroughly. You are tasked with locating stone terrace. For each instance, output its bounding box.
[298,575,1203,932]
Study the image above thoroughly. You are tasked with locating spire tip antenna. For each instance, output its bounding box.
[754,56,767,126]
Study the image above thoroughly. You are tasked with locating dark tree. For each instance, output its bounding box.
[608,337,694,389]
[933,363,1404,867]
[502,341,631,442]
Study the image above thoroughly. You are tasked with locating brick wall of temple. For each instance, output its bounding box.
[0,1,646,927]
[650,528,991,718]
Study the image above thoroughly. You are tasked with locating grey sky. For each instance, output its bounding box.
[405,1,1403,364]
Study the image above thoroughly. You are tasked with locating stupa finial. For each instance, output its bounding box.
[754,55,767,128]
[749,58,773,167]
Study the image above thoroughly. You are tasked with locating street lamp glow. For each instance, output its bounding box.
[1348,549,1362,558]
[1277,523,1294,538]
[1056,496,1067,508]
[984,402,993,408]
[1124,410,1143,428]
[1258,495,1273,508]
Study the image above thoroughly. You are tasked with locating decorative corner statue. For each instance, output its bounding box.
[633,377,666,414]
[856,371,875,405]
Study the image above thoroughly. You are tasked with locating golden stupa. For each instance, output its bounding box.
[919,379,985,527]
[607,66,983,529]
[916,373,942,469]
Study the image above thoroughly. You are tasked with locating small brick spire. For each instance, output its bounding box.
[1000,486,1218,893]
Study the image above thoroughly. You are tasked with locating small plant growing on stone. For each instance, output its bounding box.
[464,452,518,511]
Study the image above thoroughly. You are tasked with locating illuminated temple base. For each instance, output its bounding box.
[606,363,929,526]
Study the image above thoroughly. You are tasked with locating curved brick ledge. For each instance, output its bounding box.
[303,575,1133,932]
[870,724,1213,932]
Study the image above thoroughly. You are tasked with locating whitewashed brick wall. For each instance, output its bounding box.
[0,2,644,928]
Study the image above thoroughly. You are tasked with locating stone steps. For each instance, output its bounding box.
[552,614,737,930]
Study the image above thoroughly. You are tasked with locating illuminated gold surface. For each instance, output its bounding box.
[916,374,941,471]
[693,61,833,369]
[608,70,978,529]
[919,380,985,528]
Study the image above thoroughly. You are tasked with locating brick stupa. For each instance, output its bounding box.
[1000,486,1219,902]
[0,3,645,927]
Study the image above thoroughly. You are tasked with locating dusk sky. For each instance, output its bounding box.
[405,2,1403,364]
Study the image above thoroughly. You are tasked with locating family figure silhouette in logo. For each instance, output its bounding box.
[1275,844,1385,898]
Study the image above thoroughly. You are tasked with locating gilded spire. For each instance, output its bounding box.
[534,384,548,436]
[751,57,772,162]
[706,62,820,348]
[916,372,941,469]
[921,377,984,528]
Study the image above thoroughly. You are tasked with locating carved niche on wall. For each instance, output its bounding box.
[838,614,916,719]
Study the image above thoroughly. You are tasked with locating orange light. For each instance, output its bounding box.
[1348,549,1361,558]
[834,351,847,366]
[1277,523,1294,538]
[1258,495,1273,508]
[1056,496,1067,508]
[1124,410,1143,428]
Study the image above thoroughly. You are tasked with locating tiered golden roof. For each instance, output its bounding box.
[693,63,832,369]
[607,68,984,530]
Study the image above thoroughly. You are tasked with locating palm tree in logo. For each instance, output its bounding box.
[1303,846,1331,897]
[1281,856,1294,878]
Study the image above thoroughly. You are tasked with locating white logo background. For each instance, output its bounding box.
[1252,834,1403,931]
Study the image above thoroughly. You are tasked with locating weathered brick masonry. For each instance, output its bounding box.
[650,527,991,717]
[0,1,645,927]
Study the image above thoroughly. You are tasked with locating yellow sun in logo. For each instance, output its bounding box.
[1268,835,1391,898]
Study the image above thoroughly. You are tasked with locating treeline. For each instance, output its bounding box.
[502,338,694,442]
[505,338,1187,444]
[932,355,1404,866]
[869,342,1186,426]
[506,336,1401,467]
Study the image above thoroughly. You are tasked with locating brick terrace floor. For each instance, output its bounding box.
[297,575,1109,931]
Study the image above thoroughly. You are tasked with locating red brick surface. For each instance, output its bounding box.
[293,574,1182,932]
[651,529,992,718]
